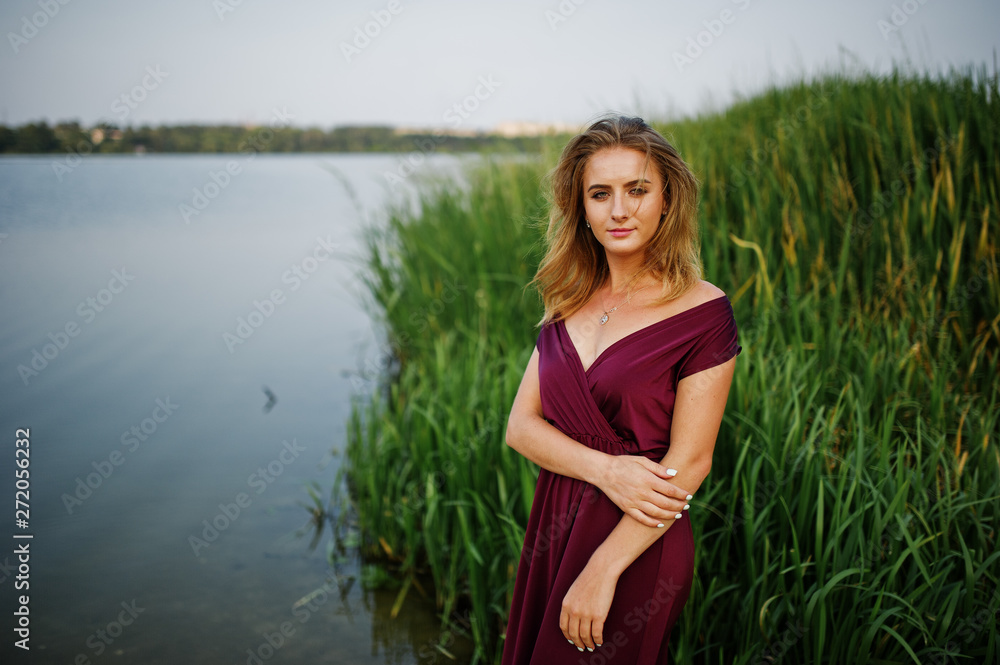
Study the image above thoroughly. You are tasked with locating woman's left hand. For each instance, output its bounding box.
[560,562,619,653]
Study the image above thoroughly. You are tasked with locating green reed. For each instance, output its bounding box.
[344,66,999,664]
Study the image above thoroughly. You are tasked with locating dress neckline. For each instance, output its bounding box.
[557,294,729,374]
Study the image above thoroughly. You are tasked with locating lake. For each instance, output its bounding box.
[0,152,475,664]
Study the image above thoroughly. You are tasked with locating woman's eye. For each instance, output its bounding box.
[629,187,648,196]
[592,191,608,200]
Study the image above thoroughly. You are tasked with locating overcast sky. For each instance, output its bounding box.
[1,0,997,130]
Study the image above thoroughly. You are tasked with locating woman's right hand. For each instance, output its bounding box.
[597,456,691,527]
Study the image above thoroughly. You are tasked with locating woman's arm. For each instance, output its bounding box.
[559,357,737,652]
[506,347,691,527]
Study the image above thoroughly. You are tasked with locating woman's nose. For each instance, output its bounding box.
[611,194,630,221]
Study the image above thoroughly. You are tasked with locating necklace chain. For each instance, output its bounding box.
[599,284,649,325]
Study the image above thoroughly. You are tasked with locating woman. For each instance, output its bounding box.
[502,115,741,664]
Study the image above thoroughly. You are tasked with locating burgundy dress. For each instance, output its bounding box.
[501,294,741,665]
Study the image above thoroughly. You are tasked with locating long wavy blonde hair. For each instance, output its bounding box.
[532,114,702,325]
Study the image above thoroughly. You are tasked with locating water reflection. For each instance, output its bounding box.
[0,153,475,664]
[294,493,476,665]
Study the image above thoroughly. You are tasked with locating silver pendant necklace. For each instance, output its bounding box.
[599,285,649,325]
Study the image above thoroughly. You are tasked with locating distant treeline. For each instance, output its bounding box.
[0,121,551,154]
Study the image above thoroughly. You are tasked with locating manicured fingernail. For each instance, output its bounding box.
[665,468,678,476]
[656,522,664,528]
[567,640,575,644]
[685,494,693,501]
[587,647,594,652]
[675,513,683,519]
[577,646,584,652]
[596,643,603,648]
[683,504,690,510]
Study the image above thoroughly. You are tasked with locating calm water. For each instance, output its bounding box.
[0,153,475,664]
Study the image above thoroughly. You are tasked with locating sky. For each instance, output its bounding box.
[0,0,997,131]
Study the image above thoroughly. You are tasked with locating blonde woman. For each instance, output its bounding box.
[502,115,741,664]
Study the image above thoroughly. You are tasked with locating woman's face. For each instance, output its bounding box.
[581,147,666,264]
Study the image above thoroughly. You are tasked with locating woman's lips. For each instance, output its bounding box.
[608,228,633,237]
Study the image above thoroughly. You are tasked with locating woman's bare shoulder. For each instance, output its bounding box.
[686,279,727,306]
[645,279,726,321]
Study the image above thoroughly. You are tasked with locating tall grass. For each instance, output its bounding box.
[344,67,1000,664]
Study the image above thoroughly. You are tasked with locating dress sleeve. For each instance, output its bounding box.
[534,323,548,353]
[678,298,742,380]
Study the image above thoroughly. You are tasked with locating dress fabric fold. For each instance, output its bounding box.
[501,295,742,665]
